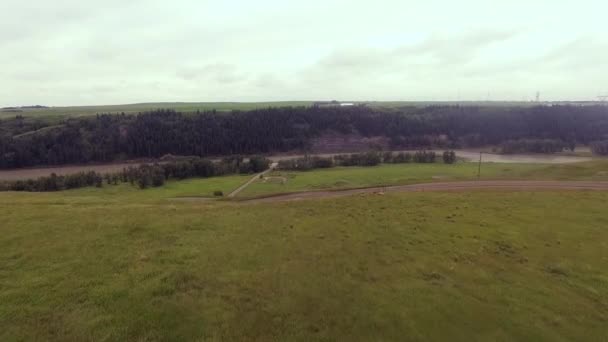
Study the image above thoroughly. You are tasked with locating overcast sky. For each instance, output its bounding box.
[1,0,607,106]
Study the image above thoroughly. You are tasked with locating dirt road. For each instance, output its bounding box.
[241,181,608,204]
[227,163,278,198]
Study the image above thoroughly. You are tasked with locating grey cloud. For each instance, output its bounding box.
[393,30,520,65]
[461,36,608,78]
[176,63,248,84]
[253,73,286,89]
[540,37,608,69]
[306,30,520,83]
[1,0,144,46]
[1,1,607,106]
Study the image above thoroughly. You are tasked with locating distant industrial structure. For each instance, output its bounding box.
[312,100,359,108]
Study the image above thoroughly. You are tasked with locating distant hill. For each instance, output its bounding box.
[2,105,49,109]
[0,102,313,119]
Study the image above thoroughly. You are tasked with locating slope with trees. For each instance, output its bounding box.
[1,105,607,169]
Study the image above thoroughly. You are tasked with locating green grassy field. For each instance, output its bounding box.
[0,174,250,207]
[0,102,314,119]
[0,186,607,341]
[65,174,251,203]
[240,161,608,197]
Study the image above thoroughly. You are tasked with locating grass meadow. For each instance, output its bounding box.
[0,102,314,119]
[1,161,607,340]
[66,174,252,202]
[0,189,607,340]
[240,160,608,197]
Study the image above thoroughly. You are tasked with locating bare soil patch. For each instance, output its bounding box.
[0,162,144,181]
[456,151,591,164]
[263,176,288,184]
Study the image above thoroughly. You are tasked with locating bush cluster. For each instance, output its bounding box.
[278,151,454,171]
[0,156,271,192]
[590,140,608,155]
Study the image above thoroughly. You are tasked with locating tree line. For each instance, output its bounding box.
[500,139,572,154]
[1,105,608,169]
[0,156,270,192]
[0,151,459,192]
[277,150,454,171]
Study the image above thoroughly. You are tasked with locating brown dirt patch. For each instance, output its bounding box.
[0,162,145,181]
[240,181,608,204]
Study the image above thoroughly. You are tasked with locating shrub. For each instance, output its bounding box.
[334,152,381,167]
[590,140,608,155]
[249,156,271,173]
[278,156,333,171]
[312,156,334,168]
[392,152,412,163]
[413,150,436,163]
[443,151,457,164]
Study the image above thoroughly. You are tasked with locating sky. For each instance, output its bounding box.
[1,0,607,106]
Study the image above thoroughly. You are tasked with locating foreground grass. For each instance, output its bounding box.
[240,160,608,197]
[0,189,607,341]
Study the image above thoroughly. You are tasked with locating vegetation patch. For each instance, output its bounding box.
[240,160,608,197]
[0,156,270,192]
[2,105,608,169]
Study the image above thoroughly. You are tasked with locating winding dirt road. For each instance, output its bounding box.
[240,181,608,204]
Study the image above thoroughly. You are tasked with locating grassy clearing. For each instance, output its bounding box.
[0,190,606,340]
[1,101,548,119]
[518,160,608,180]
[1,174,251,205]
[240,160,608,197]
[67,174,252,201]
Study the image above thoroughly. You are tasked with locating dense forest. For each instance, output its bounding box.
[1,105,608,169]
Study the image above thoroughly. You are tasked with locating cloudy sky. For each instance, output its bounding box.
[1,0,607,106]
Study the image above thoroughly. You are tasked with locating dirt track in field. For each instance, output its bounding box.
[227,163,278,198]
[240,181,608,204]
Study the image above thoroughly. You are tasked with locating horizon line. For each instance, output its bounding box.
[3,99,608,109]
